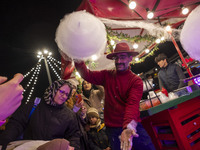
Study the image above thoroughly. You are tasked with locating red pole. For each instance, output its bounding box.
[168,32,193,77]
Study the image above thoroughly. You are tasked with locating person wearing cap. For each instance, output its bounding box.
[0,79,80,150]
[155,53,186,92]
[87,107,111,150]
[75,42,155,150]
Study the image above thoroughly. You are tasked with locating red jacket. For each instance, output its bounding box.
[75,62,143,128]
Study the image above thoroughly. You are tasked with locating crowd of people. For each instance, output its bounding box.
[1,42,192,150]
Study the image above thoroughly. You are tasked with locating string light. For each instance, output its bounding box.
[165,25,172,32]
[147,11,154,19]
[24,63,41,104]
[75,71,81,78]
[48,56,61,70]
[135,57,139,62]
[49,56,61,65]
[110,39,115,45]
[145,49,150,53]
[155,39,161,43]
[91,55,98,61]
[133,43,139,49]
[47,59,61,80]
[129,1,136,10]
[161,37,165,41]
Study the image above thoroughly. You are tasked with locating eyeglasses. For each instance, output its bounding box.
[113,55,128,61]
[58,89,69,97]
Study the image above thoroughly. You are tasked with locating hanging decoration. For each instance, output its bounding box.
[106,26,166,64]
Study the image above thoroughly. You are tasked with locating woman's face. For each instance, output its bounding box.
[83,81,92,91]
[54,84,71,105]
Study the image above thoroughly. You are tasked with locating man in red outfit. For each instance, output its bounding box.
[75,42,155,150]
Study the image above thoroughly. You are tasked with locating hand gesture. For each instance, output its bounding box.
[120,128,139,150]
[0,73,24,120]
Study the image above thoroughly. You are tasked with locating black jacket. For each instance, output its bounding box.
[87,123,110,150]
[0,98,80,150]
[158,63,186,92]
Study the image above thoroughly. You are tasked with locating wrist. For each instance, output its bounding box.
[127,120,138,132]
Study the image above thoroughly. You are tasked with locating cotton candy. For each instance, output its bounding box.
[180,6,200,61]
[55,10,107,61]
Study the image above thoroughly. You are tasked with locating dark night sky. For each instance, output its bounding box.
[0,0,188,100]
[0,0,82,99]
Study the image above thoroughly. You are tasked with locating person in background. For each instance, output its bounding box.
[0,79,80,150]
[82,80,104,115]
[65,79,90,150]
[65,78,85,113]
[0,73,24,127]
[87,107,111,150]
[75,42,155,150]
[155,53,186,92]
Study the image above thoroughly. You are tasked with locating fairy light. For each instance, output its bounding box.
[47,59,61,80]
[165,25,172,32]
[155,39,161,43]
[135,57,139,62]
[161,37,165,41]
[47,56,61,70]
[24,67,35,78]
[91,55,98,61]
[110,40,115,45]
[49,56,61,65]
[145,49,150,53]
[75,71,81,78]
[24,63,41,104]
[133,43,139,49]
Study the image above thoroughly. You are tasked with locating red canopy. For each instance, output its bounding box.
[77,0,199,21]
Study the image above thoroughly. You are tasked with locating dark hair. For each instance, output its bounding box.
[146,74,151,79]
[155,53,168,63]
[82,80,94,99]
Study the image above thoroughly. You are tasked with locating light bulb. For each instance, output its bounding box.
[135,57,139,61]
[145,49,150,53]
[110,40,115,45]
[182,7,189,15]
[91,55,98,61]
[155,39,161,43]
[129,1,136,10]
[133,43,138,49]
[147,11,154,19]
[165,25,171,32]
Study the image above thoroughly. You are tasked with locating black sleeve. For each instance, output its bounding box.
[87,131,102,150]
[0,101,33,145]
[64,112,81,150]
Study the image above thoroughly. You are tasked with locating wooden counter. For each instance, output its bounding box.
[141,89,200,150]
[141,89,200,117]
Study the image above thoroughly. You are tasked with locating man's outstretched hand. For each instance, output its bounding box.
[120,128,139,150]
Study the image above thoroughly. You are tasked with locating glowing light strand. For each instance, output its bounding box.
[24,63,41,104]
[47,59,61,80]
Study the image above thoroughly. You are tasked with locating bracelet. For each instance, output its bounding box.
[0,119,6,126]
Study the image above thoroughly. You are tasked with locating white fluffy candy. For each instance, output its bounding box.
[180,6,200,61]
[55,10,107,60]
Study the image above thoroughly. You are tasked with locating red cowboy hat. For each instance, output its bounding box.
[106,42,138,60]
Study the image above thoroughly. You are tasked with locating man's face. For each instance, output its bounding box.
[157,59,167,68]
[114,53,132,71]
